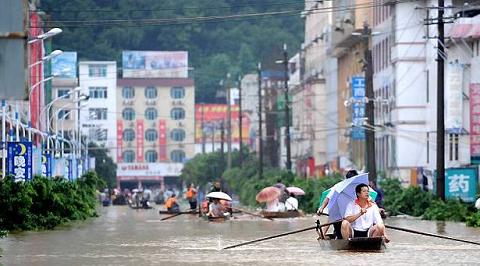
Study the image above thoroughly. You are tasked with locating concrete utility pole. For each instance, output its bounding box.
[238,76,243,166]
[436,0,445,200]
[220,120,225,170]
[226,73,232,169]
[257,63,264,179]
[363,23,377,184]
[282,43,292,172]
[201,103,206,154]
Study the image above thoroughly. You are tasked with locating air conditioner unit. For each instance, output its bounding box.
[123,99,133,105]
[178,143,185,148]
[334,18,344,32]
[146,99,156,105]
[177,121,185,127]
[128,122,135,127]
[126,142,132,148]
[151,121,156,128]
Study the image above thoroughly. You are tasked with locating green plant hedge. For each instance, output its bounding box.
[0,171,104,233]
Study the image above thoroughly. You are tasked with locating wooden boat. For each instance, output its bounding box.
[318,234,385,251]
[260,210,304,219]
[158,210,198,215]
[202,215,231,222]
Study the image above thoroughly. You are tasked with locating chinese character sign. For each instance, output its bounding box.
[445,168,478,202]
[41,153,52,177]
[7,142,33,181]
[351,76,365,140]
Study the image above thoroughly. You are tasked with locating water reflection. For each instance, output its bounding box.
[0,206,479,266]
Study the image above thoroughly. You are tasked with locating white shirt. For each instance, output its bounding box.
[344,200,383,231]
[285,197,298,211]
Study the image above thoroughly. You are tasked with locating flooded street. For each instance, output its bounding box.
[1,206,480,266]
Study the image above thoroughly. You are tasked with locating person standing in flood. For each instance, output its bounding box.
[185,183,198,210]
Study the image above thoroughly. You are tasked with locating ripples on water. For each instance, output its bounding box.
[1,206,480,266]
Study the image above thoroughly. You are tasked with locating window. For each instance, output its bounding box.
[123,150,135,162]
[145,108,158,120]
[171,87,185,99]
[58,110,70,120]
[145,150,158,162]
[170,129,185,141]
[171,108,185,120]
[89,87,107,98]
[57,89,71,98]
[122,108,135,120]
[145,86,157,99]
[122,87,135,99]
[145,129,158,142]
[448,133,459,161]
[88,64,107,77]
[89,108,107,120]
[170,150,185,163]
[123,129,135,141]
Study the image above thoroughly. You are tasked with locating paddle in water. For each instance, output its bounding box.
[160,213,183,221]
[223,220,340,250]
[231,207,274,221]
[386,225,480,246]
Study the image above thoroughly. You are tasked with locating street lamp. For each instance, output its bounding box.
[41,87,81,154]
[28,50,63,68]
[28,28,62,44]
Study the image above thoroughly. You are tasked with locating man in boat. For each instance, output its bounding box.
[285,193,298,211]
[317,169,359,239]
[341,183,389,242]
[185,183,198,210]
[207,198,227,218]
[164,194,180,213]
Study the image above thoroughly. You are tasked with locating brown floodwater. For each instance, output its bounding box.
[1,206,480,265]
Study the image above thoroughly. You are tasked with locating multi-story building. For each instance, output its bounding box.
[240,73,260,150]
[78,61,118,161]
[116,78,195,189]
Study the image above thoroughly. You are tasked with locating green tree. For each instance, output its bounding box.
[87,142,117,188]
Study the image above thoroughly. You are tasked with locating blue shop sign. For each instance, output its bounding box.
[445,167,478,202]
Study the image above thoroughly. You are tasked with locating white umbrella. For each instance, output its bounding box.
[206,191,232,201]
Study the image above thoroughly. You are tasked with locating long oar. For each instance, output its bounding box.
[223,220,339,250]
[231,207,274,221]
[160,213,183,221]
[386,225,480,246]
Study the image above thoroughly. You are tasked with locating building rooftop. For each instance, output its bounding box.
[117,78,194,87]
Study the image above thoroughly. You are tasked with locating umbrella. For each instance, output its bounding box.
[255,186,281,203]
[206,191,232,201]
[286,186,305,196]
[325,173,370,221]
[319,187,377,207]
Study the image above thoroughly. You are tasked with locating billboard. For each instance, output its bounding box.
[116,120,123,162]
[351,76,365,140]
[136,120,144,162]
[194,104,250,143]
[122,51,188,78]
[52,51,77,78]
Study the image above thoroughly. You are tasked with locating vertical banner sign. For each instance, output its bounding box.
[159,119,167,160]
[445,64,463,132]
[41,153,52,177]
[351,76,366,140]
[136,120,144,162]
[445,168,478,202]
[7,142,33,181]
[116,120,123,162]
[470,84,480,157]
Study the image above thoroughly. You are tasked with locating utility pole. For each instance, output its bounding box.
[226,73,232,169]
[436,0,445,200]
[220,120,225,170]
[257,63,264,179]
[201,103,206,154]
[282,43,292,172]
[363,22,377,184]
[238,75,243,166]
